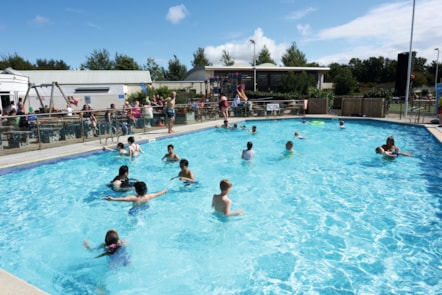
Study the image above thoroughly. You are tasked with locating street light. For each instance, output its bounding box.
[435,48,440,95]
[404,0,416,118]
[249,39,256,92]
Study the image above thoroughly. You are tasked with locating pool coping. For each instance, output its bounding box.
[1,114,442,294]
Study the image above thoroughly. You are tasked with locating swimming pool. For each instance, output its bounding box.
[1,118,442,294]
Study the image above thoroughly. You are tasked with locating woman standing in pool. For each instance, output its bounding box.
[128,136,144,158]
[241,141,255,160]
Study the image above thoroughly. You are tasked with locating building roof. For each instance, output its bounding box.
[15,70,152,85]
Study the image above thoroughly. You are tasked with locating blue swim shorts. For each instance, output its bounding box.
[166,109,175,118]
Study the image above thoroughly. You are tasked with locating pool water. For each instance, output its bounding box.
[1,119,442,294]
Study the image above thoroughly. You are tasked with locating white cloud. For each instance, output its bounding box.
[285,7,316,21]
[166,4,189,24]
[87,22,102,30]
[310,0,442,65]
[205,28,288,66]
[297,24,310,36]
[31,16,50,25]
[202,0,442,68]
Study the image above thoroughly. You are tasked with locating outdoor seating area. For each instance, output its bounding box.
[0,100,307,153]
[4,97,431,154]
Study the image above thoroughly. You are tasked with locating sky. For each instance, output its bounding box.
[1,0,441,70]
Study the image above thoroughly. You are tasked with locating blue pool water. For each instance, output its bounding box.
[1,118,442,294]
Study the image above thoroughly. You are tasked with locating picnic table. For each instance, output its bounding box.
[4,130,33,148]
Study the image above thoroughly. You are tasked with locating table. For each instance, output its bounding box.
[38,127,61,143]
[4,130,33,148]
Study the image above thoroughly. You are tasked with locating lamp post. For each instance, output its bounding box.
[435,48,440,95]
[249,39,256,92]
[404,0,416,118]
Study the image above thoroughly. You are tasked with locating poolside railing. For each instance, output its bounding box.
[0,100,308,153]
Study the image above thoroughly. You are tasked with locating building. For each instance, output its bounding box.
[1,69,152,112]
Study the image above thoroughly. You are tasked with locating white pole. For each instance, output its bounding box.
[404,0,416,118]
[435,48,440,94]
[249,39,256,92]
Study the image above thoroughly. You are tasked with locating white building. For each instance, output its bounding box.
[0,68,29,114]
[6,69,152,112]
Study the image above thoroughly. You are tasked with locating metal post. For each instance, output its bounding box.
[404,0,416,118]
[249,39,256,92]
[435,48,440,94]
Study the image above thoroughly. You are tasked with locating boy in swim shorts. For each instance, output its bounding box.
[212,179,242,216]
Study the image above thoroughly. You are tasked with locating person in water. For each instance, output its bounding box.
[105,181,168,208]
[128,136,144,158]
[103,142,129,156]
[285,141,294,153]
[111,165,133,191]
[172,159,196,183]
[162,144,180,162]
[375,146,413,157]
[241,141,255,160]
[212,179,242,216]
[83,229,128,260]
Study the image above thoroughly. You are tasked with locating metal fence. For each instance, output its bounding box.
[0,100,308,154]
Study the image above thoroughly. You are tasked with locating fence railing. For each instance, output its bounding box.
[0,100,307,153]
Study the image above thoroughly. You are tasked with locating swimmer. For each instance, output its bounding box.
[162,144,180,162]
[381,136,398,153]
[285,141,294,153]
[216,120,231,129]
[105,181,168,208]
[128,136,144,158]
[103,142,129,156]
[294,131,306,139]
[376,146,413,157]
[110,165,133,191]
[212,179,243,216]
[84,229,128,260]
[375,146,397,158]
[171,159,196,183]
[339,120,345,129]
[249,125,257,134]
[241,141,255,160]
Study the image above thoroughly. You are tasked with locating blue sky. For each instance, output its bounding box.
[1,0,441,70]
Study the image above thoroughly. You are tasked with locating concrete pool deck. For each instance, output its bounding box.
[1,114,442,294]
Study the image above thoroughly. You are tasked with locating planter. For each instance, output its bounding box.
[175,112,196,124]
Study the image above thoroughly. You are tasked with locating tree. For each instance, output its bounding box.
[114,53,140,70]
[348,58,364,82]
[191,47,212,67]
[220,50,234,66]
[281,42,307,66]
[380,58,396,83]
[0,53,35,70]
[81,49,114,70]
[35,58,70,70]
[145,57,165,81]
[325,63,342,82]
[164,55,187,81]
[334,67,357,95]
[255,45,275,65]
[279,71,315,95]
